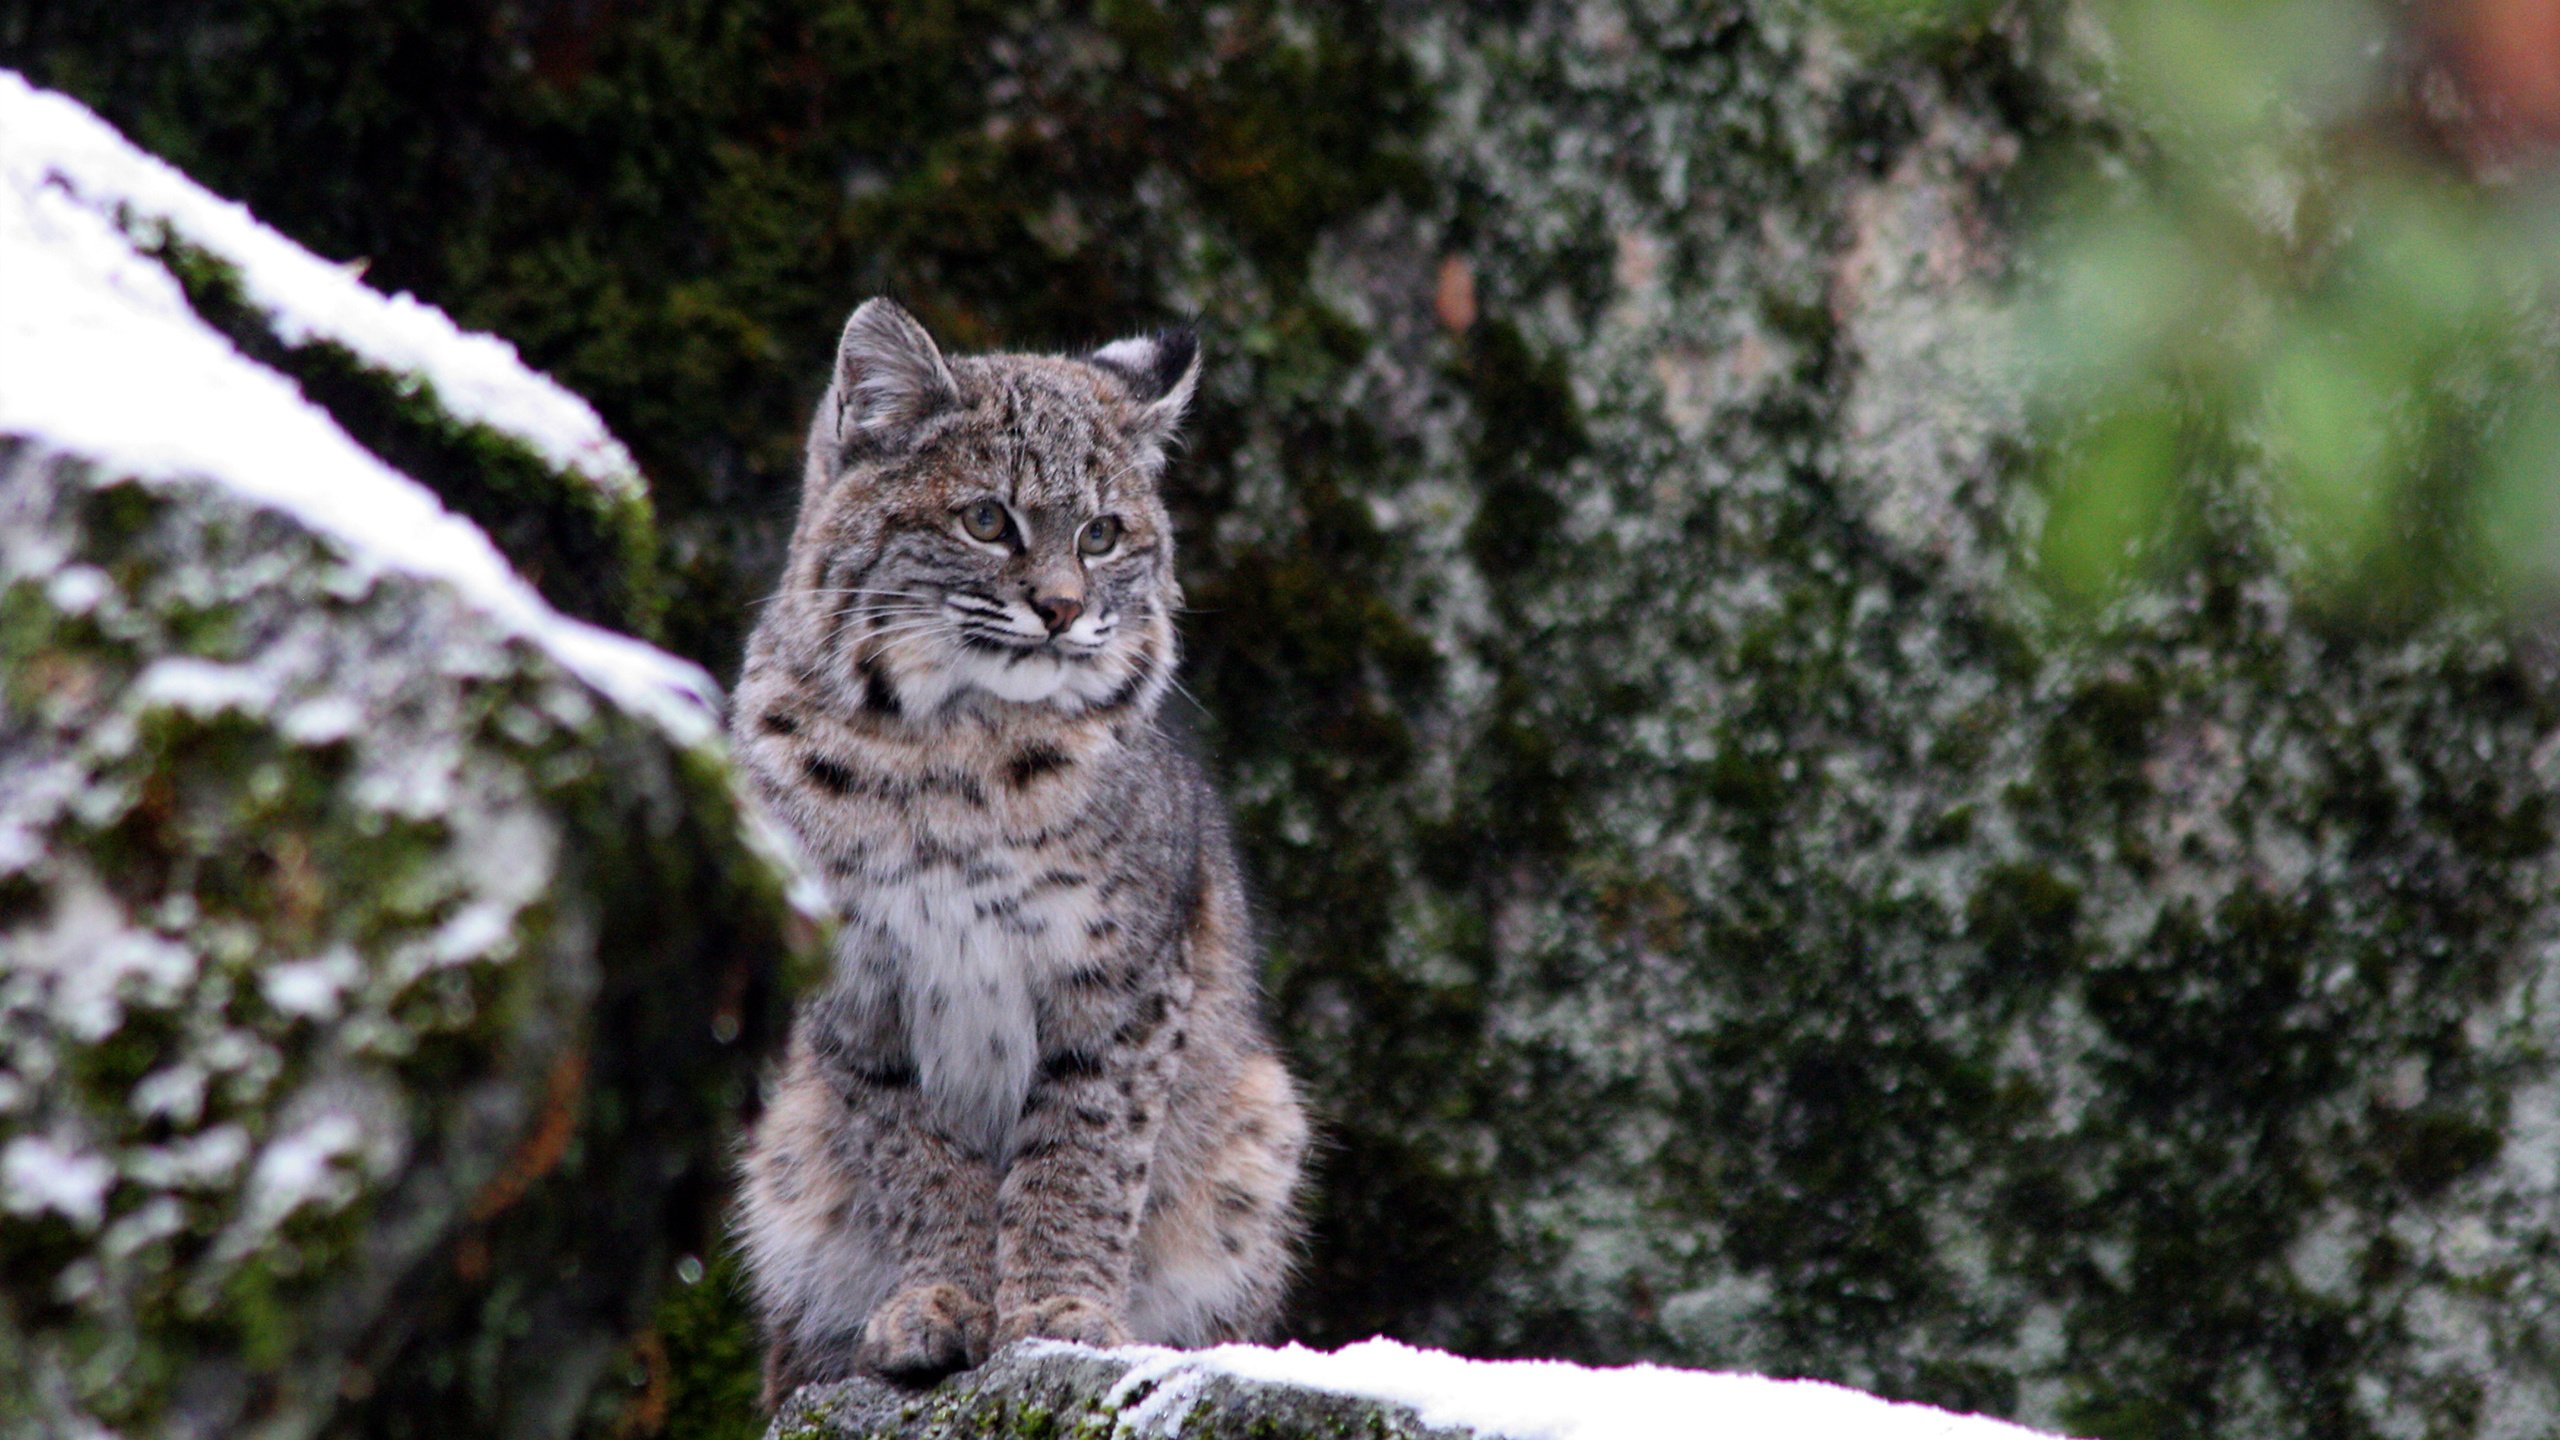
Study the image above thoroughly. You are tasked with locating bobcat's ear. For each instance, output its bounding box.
[1088,327,1201,447]
[830,298,960,451]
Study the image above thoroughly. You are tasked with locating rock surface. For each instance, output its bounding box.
[0,76,820,1440]
[768,1339,2066,1440]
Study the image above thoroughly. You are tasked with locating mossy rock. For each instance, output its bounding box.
[133,228,669,642]
[0,77,824,1438]
[768,1344,1469,1440]
[0,442,819,1438]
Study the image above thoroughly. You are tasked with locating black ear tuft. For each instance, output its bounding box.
[1138,327,1199,402]
[1087,326,1203,444]
[1087,327,1198,403]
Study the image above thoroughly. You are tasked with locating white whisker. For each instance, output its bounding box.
[1165,671,1211,718]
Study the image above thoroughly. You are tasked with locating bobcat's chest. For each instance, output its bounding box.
[844,778,1107,1157]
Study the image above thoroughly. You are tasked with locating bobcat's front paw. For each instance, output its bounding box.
[996,1294,1132,1349]
[859,1283,994,1384]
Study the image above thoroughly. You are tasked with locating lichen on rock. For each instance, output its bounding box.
[1253,11,2560,1439]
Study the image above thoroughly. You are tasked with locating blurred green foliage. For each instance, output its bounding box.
[1843,0,2560,618]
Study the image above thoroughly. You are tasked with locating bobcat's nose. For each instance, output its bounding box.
[1032,594,1084,635]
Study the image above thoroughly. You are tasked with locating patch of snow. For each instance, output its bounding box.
[133,656,275,715]
[1105,1360,1213,1437]
[2,1134,115,1229]
[45,564,110,613]
[13,871,198,1043]
[454,808,560,913]
[280,694,364,745]
[131,1065,207,1122]
[1081,1338,2070,1440]
[242,1113,363,1228]
[427,902,517,967]
[0,821,43,874]
[130,1065,209,1126]
[99,1193,189,1262]
[0,70,641,499]
[124,1124,251,1190]
[260,947,362,1021]
[0,71,720,746]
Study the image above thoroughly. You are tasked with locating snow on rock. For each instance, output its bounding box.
[774,1339,2077,1440]
[0,68,712,741]
[0,1136,116,1230]
[1157,1338,2062,1440]
[0,68,640,499]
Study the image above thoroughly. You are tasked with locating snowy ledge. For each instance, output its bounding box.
[0,71,713,741]
[0,69,641,499]
[771,1338,2072,1440]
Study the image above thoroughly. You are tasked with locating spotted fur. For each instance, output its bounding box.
[731,300,1309,1400]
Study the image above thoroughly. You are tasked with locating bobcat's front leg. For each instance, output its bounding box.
[848,1106,1000,1379]
[995,995,1178,1346]
[811,993,1002,1383]
[740,1016,1001,1399]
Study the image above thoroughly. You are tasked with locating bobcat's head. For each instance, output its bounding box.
[775,299,1196,723]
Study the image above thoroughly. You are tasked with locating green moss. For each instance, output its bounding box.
[1456,320,1584,586]
[1963,862,2082,1000]
[2368,1109,2504,1199]
[1172,10,1429,282]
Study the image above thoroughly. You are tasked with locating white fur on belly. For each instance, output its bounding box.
[864,855,1102,1157]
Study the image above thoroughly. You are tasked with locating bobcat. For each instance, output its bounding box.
[729,299,1309,1403]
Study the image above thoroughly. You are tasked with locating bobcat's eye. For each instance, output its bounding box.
[1079,516,1122,556]
[958,500,1010,543]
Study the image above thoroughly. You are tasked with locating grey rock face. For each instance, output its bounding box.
[768,1345,1475,1440]
[0,77,821,1440]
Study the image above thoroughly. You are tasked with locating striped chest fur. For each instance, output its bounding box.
[742,701,1156,1157]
